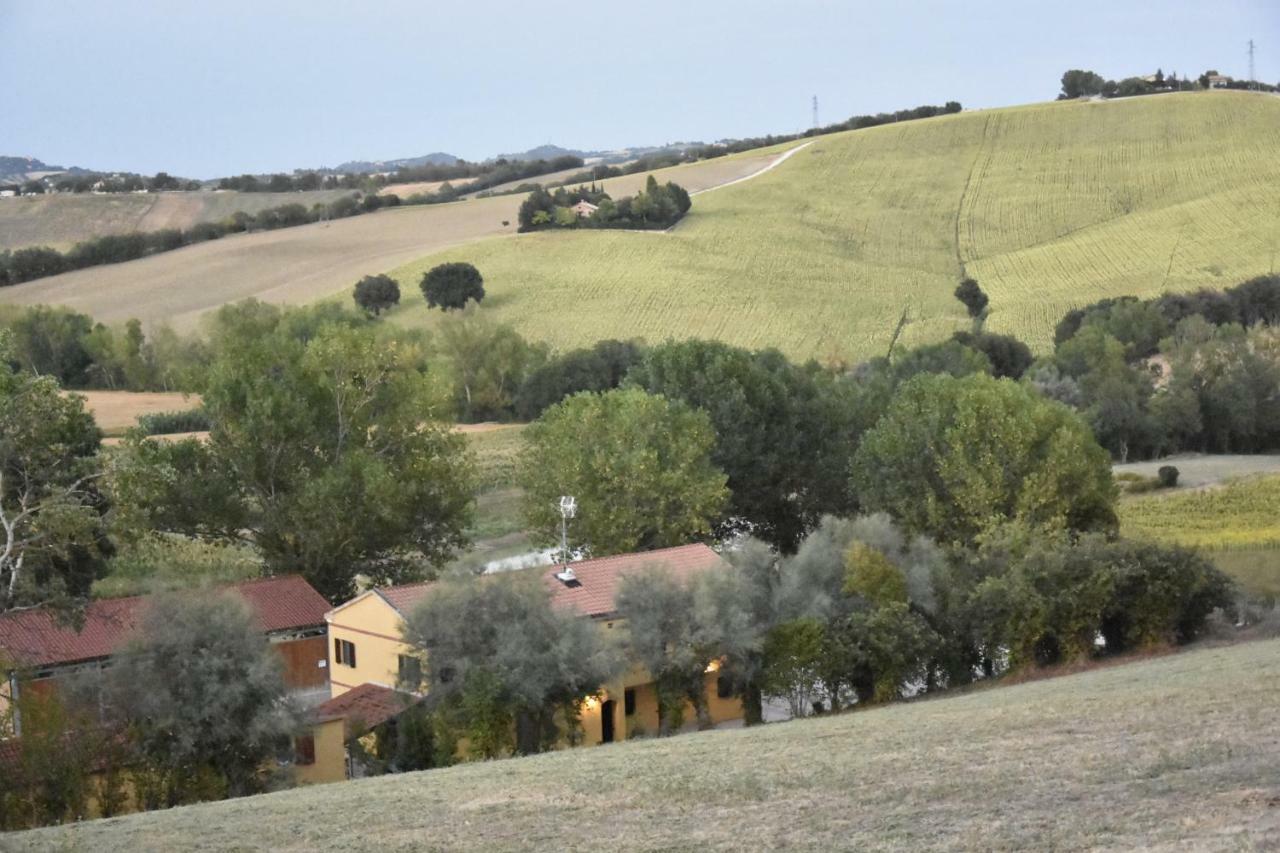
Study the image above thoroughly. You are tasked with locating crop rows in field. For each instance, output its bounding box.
[1119,473,1280,548]
[385,92,1280,362]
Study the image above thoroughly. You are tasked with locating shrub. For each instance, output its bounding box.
[135,408,211,435]
[421,262,484,311]
[1157,465,1180,488]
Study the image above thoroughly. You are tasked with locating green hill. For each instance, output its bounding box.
[385,92,1280,361]
[10,638,1278,851]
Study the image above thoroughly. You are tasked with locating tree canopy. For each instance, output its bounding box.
[109,312,475,601]
[353,274,401,316]
[421,262,485,311]
[517,388,728,556]
[852,373,1118,543]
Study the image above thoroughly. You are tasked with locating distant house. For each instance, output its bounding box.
[1207,74,1232,88]
[306,543,741,783]
[571,199,599,217]
[0,188,16,198]
[0,575,333,735]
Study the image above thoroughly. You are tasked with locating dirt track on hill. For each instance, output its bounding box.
[0,150,784,329]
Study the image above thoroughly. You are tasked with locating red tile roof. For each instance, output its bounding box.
[376,543,725,620]
[0,575,330,669]
[314,683,419,734]
[543,544,725,618]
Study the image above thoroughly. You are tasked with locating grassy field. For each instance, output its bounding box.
[379,91,1280,362]
[0,150,782,331]
[459,424,533,564]
[1120,472,1280,597]
[10,637,1279,851]
[0,189,354,252]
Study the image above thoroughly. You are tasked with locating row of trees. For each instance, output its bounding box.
[517,176,692,232]
[393,506,1230,759]
[353,263,487,316]
[1057,67,1278,100]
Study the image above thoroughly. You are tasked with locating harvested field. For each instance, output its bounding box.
[1113,453,1280,490]
[72,390,200,434]
[10,638,1280,851]
[0,149,782,330]
[0,190,353,252]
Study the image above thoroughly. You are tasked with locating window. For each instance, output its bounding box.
[295,735,315,766]
[624,688,636,716]
[334,638,357,668]
[398,654,422,688]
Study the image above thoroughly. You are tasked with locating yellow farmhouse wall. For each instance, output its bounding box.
[325,593,415,698]
[295,717,347,785]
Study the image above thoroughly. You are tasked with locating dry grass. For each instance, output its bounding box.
[0,150,779,331]
[0,190,353,252]
[382,92,1280,362]
[70,390,200,434]
[9,638,1279,851]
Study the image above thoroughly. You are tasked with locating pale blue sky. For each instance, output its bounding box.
[1,0,1276,177]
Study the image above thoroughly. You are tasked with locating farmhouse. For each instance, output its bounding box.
[310,543,741,783]
[0,575,332,735]
[571,199,599,217]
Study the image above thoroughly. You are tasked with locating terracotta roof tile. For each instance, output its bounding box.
[314,682,419,734]
[0,575,329,669]
[376,543,725,620]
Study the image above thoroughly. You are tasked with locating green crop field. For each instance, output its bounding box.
[1120,473,1280,597]
[385,92,1280,362]
[10,638,1280,851]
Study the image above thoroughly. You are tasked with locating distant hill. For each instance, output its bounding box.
[331,152,460,173]
[0,155,67,183]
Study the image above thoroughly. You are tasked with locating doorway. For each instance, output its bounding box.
[600,699,616,743]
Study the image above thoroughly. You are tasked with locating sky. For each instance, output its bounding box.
[1,0,1277,178]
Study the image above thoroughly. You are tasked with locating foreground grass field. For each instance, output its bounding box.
[1120,472,1280,598]
[385,91,1280,361]
[0,150,782,330]
[10,638,1279,851]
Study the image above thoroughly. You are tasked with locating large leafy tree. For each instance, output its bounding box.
[517,388,728,556]
[0,338,110,614]
[99,592,300,803]
[421,262,485,311]
[626,340,859,550]
[403,572,622,756]
[109,317,474,601]
[852,373,1118,544]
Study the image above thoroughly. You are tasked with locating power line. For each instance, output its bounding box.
[1247,39,1256,91]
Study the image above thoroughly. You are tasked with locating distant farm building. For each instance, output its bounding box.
[571,200,599,217]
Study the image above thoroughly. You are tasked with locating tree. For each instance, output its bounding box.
[513,339,645,421]
[517,388,728,556]
[0,339,110,615]
[421,262,485,311]
[953,277,989,320]
[403,571,622,756]
[626,340,860,550]
[1059,69,1106,99]
[352,274,401,316]
[951,331,1033,379]
[761,618,825,718]
[434,309,547,421]
[100,592,300,802]
[615,568,717,734]
[108,315,474,601]
[851,373,1118,543]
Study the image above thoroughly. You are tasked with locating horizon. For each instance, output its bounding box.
[1,0,1277,178]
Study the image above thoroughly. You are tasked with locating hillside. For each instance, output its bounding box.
[380,91,1280,360]
[9,638,1279,851]
[0,149,784,329]
[0,189,355,252]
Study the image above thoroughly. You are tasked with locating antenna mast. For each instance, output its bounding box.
[1247,39,1257,91]
[812,95,819,129]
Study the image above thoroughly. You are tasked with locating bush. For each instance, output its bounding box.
[135,408,211,435]
[1157,465,1180,488]
[421,262,484,311]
